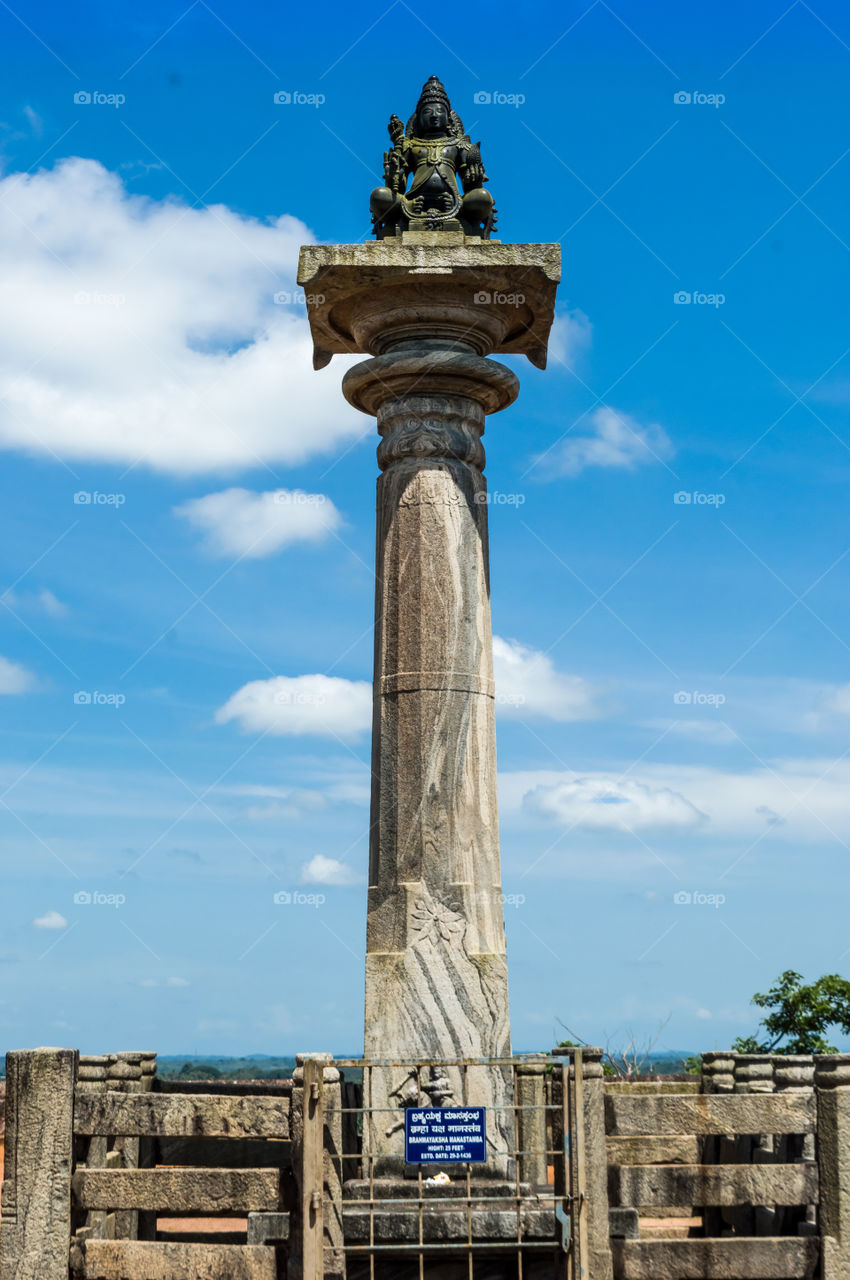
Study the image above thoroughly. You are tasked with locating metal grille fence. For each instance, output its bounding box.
[301,1051,595,1280]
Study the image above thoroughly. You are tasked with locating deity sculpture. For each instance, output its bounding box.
[370,76,497,239]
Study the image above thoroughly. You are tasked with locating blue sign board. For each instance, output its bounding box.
[404,1106,487,1164]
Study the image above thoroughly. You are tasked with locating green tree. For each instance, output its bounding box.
[732,970,850,1054]
[178,1061,222,1080]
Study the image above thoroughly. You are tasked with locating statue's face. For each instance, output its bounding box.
[418,103,447,134]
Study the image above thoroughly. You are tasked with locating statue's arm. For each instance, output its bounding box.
[459,140,487,192]
[383,115,407,193]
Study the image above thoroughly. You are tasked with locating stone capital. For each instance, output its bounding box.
[297,237,560,370]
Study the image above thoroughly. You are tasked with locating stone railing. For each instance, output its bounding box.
[603,1052,850,1280]
[0,1048,296,1280]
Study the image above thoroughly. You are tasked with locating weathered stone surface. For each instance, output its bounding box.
[611,1237,818,1279]
[612,1162,819,1207]
[816,1057,850,1277]
[343,1202,554,1242]
[74,1090,290,1139]
[297,241,560,369]
[580,1050,614,1280]
[76,1241,276,1279]
[105,1061,139,1081]
[0,1047,76,1280]
[516,1060,548,1187]
[155,1136,291,1168]
[606,1092,815,1136]
[604,1080,700,1095]
[77,1066,108,1082]
[349,326,523,1175]
[607,1135,701,1165]
[247,1212,291,1245]
[71,1167,281,1212]
[609,1207,639,1239]
[344,1178,530,1201]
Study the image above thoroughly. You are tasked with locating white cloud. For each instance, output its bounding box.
[0,655,35,694]
[0,158,362,475]
[822,684,850,716]
[302,854,363,885]
[493,636,602,721]
[175,487,341,558]
[551,406,673,476]
[548,307,592,370]
[523,774,706,831]
[33,910,67,929]
[2,588,67,617]
[216,674,371,739]
[502,756,850,846]
[139,976,190,987]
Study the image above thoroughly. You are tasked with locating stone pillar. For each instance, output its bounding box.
[0,1047,77,1280]
[516,1058,548,1188]
[349,342,517,1172]
[702,1051,735,1096]
[580,1048,614,1280]
[733,1053,775,1235]
[291,1054,345,1280]
[773,1055,814,1236]
[816,1054,850,1279]
[299,237,560,1177]
[701,1052,734,1237]
[737,1054,776,1235]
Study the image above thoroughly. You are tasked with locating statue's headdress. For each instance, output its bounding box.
[406,75,466,138]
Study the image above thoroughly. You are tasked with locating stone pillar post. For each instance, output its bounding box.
[0,1047,77,1280]
[347,342,518,1172]
[580,1048,614,1280]
[299,237,560,1178]
[773,1055,814,1236]
[816,1054,850,1279]
[701,1052,734,1237]
[291,1054,345,1280]
[735,1054,775,1236]
[516,1058,548,1189]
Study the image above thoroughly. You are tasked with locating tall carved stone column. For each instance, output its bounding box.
[299,235,559,1175]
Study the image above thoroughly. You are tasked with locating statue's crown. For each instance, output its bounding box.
[416,75,450,112]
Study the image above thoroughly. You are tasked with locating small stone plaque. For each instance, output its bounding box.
[404,1106,486,1164]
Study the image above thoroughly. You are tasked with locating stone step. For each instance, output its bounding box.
[343,1202,555,1243]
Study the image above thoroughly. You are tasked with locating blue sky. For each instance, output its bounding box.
[1,0,849,1058]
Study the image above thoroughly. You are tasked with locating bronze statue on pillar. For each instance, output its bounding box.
[370,76,497,239]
